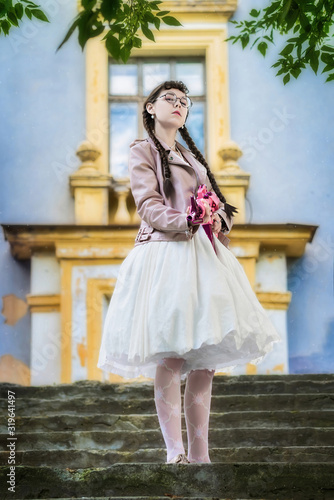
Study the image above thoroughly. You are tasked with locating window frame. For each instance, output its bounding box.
[108,56,207,173]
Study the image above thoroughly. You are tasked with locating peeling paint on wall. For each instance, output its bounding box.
[273,363,284,373]
[77,341,87,367]
[0,354,30,385]
[246,363,257,375]
[1,294,28,326]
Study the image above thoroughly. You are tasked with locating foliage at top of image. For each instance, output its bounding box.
[57,0,182,62]
[226,0,334,84]
[0,0,182,63]
[0,0,49,35]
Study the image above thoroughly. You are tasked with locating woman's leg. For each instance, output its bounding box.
[184,368,215,463]
[154,357,186,462]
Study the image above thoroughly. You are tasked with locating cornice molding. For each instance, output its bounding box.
[1,223,318,260]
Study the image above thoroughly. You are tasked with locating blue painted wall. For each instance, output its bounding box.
[0,1,85,368]
[228,0,334,373]
[0,0,333,375]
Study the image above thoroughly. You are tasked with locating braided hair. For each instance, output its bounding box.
[142,80,238,221]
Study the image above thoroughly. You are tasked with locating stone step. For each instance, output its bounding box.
[5,427,334,451]
[6,498,268,500]
[1,374,334,399]
[1,463,333,499]
[3,409,333,434]
[3,445,334,467]
[2,393,333,415]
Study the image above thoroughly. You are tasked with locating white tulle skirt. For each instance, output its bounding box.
[97,224,281,381]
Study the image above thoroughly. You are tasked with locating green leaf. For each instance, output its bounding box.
[241,34,249,49]
[56,16,80,51]
[321,63,334,74]
[14,2,24,20]
[257,41,267,57]
[279,0,292,23]
[1,19,10,34]
[7,10,19,26]
[30,8,49,22]
[106,34,120,59]
[141,23,155,41]
[153,16,160,30]
[321,52,333,64]
[325,73,334,82]
[150,0,163,6]
[133,36,142,48]
[120,43,131,63]
[82,0,96,9]
[290,67,301,78]
[309,49,319,74]
[264,1,281,16]
[249,8,260,17]
[322,45,334,53]
[161,15,182,26]
[101,0,120,22]
[25,6,32,20]
[279,43,294,56]
[250,36,260,49]
[285,8,299,31]
[144,11,155,23]
[283,73,290,84]
[156,10,170,16]
[299,11,311,32]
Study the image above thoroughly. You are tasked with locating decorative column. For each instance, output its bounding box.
[69,141,110,225]
[215,139,250,224]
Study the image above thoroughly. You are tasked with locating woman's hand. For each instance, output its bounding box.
[212,214,222,235]
[202,200,211,224]
[186,200,211,224]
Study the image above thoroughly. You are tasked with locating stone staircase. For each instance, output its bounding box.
[1,374,334,499]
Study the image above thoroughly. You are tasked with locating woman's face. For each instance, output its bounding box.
[147,87,188,131]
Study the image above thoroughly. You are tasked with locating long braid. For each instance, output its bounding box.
[142,80,238,220]
[142,111,174,198]
[179,126,238,220]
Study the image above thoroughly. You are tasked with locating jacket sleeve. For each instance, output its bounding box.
[205,175,234,235]
[129,142,194,233]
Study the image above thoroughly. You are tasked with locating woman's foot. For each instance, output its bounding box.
[166,453,190,464]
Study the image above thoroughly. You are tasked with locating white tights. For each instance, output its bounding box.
[154,357,215,463]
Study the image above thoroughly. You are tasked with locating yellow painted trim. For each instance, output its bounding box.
[238,257,257,289]
[86,36,109,174]
[86,278,116,381]
[2,223,317,260]
[55,241,134,260]
[255,291,292,310]
[127,28,231,168]
[86,22,233,175]
[60,260,73,383]
[26,294,60,313]
[86,275,154,383]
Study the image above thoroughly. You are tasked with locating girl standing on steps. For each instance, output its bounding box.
[97,80,281,464]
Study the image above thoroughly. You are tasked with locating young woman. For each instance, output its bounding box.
[97,80,281,465]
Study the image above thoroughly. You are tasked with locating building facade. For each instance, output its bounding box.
[1,0,332,386]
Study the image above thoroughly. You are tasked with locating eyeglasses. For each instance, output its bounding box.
[155,92,193,109]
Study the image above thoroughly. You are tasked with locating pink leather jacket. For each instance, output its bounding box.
[128,135,234,249]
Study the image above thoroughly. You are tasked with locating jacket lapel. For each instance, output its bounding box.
[146,136,201,171]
